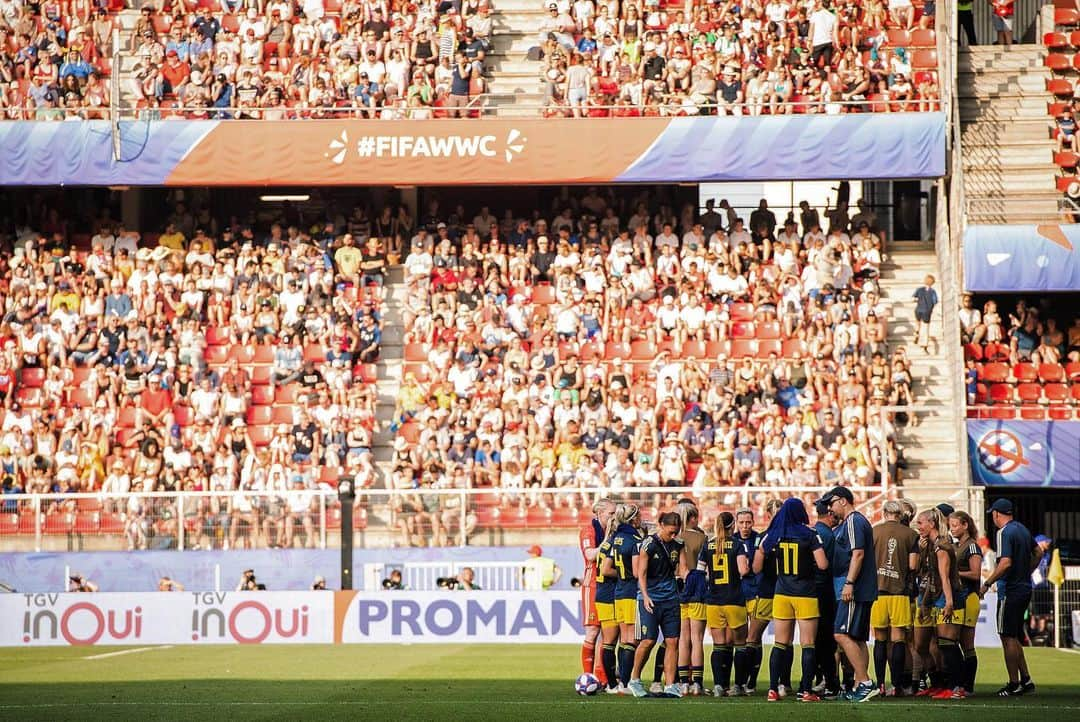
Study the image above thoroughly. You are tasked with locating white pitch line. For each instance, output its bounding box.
[83,645,172,661]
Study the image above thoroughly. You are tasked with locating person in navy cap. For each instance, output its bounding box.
[979,498,1043,697]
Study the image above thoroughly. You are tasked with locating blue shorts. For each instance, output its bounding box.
[680,570,707,605]
[835,600,872,641]
[638,598,681,642]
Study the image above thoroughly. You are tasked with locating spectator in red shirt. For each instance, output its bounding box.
[161,49,190,98]
[137,372,174,432]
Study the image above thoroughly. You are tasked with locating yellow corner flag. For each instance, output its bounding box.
[1048,548,1066,587]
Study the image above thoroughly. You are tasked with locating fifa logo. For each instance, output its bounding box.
[22,595,143,645]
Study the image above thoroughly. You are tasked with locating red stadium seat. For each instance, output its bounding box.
[979,362,1010,383]
[604,342,631,360]
[1055,152,1079,169]
[729,303,755,321]
[251,366,272,385]
[887,29,911,46]
[247,406,273,426]
[964,343,984,361]
[20,368,45,387]
[1071,29,1080,47]
[275,384,301,404]
[1020,406,1047,420]
[1044,383,1069,403]
[912,49,937,69]
[989,384,1014,403]
[74,511,100,534]
[404,342,428,362]
[248,425,273,446]
[1039,363,1065,382]
[271,406,295,425]
[756,339,782,359]
[983,342,1009,361]
[681,340,707,359]
[1048,78,1075,97]
[730,339,758,359]
[204,346,229,365]
[1016,383,1043,403]
[730,321,756,339]
[253,346,275,365]
[43,513,73,535]
[756,321,781,339]
[705,340,731,358]
[1012,363,1037,382]
[532,285,556,304]
[782,339,809,358]
[1056,8,1080,26]
[550,507,580,528]
[99,513,125,535]
[205,326,230,345]
[252,385,274,406]
[1049,406,1075,420]
[1067,361,1080,380]
[1073,383,1080,401]
[989,406,1017,419]
[0,513,17,535]
[630,341,658,360]
[356,364,378,383]
[303,344,326,363]
[1046,53,1072,71]
[911,28,936,46]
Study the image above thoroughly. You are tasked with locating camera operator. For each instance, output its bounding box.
[456,567,481,591]
[68,573,98,593]
[311,575,327,591]
[158,576,185,592]
[382,569,404,590]
[236,569,266,591]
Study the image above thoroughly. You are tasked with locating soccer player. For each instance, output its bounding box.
[699,511,750,697]
[914,508,966,699]
[755,498,829,702]
[812,500,841,696]
[819,485,878,702]
[949,511,983,696]
[628,511,684,698]
[676,500,708,695]
[610,504,644,690]
[870,500,919,696]
[743,499,779,695]
[580,498,616,683]
[980,498,1041,697]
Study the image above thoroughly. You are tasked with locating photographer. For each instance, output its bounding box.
[158,576,185,592]
[311,575,327,591]
[456,567,481,591]
[382,569,405,591]
[68,573,98,593]
[236,569,266,591]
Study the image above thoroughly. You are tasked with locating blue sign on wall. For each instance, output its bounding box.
[968,421,1080,487]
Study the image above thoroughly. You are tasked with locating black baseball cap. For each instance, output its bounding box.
[817,485,854,506]
[814,500,831,517]
[935,503,955,517]
[989,498,1014,515]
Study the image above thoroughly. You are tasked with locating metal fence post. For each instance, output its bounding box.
[34,496,41,552]
[459,489,467,547]
[319,493,327,550]
[177,493,185,551]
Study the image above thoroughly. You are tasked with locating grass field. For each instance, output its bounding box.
[1,645,1079,721]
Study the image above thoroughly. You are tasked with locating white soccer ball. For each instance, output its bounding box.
[575,672,601,696]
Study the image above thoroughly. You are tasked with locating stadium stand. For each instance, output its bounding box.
[0,193,909,550]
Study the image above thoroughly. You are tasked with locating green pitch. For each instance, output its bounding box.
[1,645,1079,721]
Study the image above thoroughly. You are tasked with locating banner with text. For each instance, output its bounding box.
[968,421,1080,487]
[0,114,945,186]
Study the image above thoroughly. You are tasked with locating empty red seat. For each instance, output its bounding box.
[404,342,428,362]
[989,406,1017,419]
[989,384,1014,403]
[1050,101,1070,117]
[1039,363,1065,382]
[730,321,756,338]
[247,406,273,425]
[1049,406,1074,420]
[1048,78,1074,97]
[252,385,274,405]
[631,341,658,360]
[757,321,781,339]
[1017,383,1043,403]
[99,513,125,534]
[730,339,758,358]
[205,326,230,345]
[1056,151,1079,168]
[303,344,326,363]
[1044,383,1069,402]
[964,343,984,361]
[248,425,273,446]
[0,513,17,535]
[681,340,707,359]
[204,346,229,365]
[782,339,809,358]
[1020,406,1047,420]
[705,340,731,358]
[604,342,632,360]
[43,513,72,535]
[912,48,937,69]
[532,285,556,304]
[253,346,276,365]
[729,303,755,321]
[1012,363,1037,382]
[74,512,100,534]
[979,362,1010,383]
[275,384,301,404]
[983,342,1009,361]
[911,28,936,46]
[1071,29,1080,47]
[1046,52,1072,71]
[251,366,272,385]
[20,368,45,387]
[756,339,782,359]
[1056,8,1080,25]
[887,28,911,46]
[271,406,295,425]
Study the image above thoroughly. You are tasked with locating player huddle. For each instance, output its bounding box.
[578,490,1043,701]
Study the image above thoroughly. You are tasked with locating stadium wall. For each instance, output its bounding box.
[0,115,946,186]
[968,421,1080,488]
[2,590,1007,648]
[0,546,583,593]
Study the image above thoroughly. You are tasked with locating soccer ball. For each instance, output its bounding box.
[575,672,601,696]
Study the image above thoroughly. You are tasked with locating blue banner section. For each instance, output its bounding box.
[963,224,1080,292]
[617,112,946,182]
[0,545,583,593]
[968,421,1080,487]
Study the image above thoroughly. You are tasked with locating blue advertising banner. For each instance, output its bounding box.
[967,420,1080,487]
[964,224,1080,292]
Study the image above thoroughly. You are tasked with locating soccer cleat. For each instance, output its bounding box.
[604,684,624,695]
[767,690,780,702]
[664,683,684,698]
[1021,679,1036,695]
[950,687,968,700]
[777,684,789,699]
[628,680,648,698]
[812,681,828,694]
[821,688,843,700]
[688,683,702,697]
[712,685,726,697]
[932,688,955,700]
[649,681,664,695]
[997,683,1023,697]
[798,692,822,702]
[745,686,757,695]
[915,686,938,697]
[852,681,880,702]
[726,684,746,697]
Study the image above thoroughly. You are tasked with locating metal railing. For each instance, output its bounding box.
[1,485,889,552]
[362,561,528,592]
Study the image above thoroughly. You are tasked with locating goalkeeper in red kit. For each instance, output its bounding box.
[580,499,616,684]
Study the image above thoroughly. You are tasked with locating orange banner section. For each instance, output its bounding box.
[166,118,672,186]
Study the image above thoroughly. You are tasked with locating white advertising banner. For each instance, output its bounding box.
[336,591,584,644]
[3,592,334,646]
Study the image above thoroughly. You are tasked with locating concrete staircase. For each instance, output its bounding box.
[486,0,547,116]
[879,247,966,514]
[115,10,141,116]
[959,45,1062,224]
[372,267,406,488]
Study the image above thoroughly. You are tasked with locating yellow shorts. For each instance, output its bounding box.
[706,604,748,630]
[681,602,707,621]
[597,601,616,627]
[772,594,820,621]
[934,604,965,626]
[749,597,773,622]
[615,598,638,626]
[871,595,914,629]
[962,592,980,628]
[914,604,936,628]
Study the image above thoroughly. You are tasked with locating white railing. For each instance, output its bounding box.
[362,561,528,592]
[1,485,891,552]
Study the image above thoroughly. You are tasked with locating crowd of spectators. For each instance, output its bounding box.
[126,1,492,118]
[0,1,116,119]
[0,202,390,549]
[390,190,909,546]
[538,0,940,117]
[961,294,1080,417]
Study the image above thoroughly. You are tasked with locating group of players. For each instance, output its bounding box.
[578,490,1042,702]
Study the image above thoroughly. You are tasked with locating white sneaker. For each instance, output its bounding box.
[688,683,703,697]
[664,683,684,698]
[649,681,663,694]
[778,684,789,699]
[713,685,727,697]
[679,682,689,696]
[727,684,746,697]
[628,680,648,698]
[605,684,625,695]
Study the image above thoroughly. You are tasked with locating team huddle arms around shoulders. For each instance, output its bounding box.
[576,491,1044,702]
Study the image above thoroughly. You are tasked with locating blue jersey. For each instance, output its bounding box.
[700,537,748,606]
[813,521,836,594]
[595,537,616,604]
[762,528,823,598]
[612,524,644,600]
[736,530,761,599]
[996,520,1035,596]
[754,533,778,599]
[639,533,683,603]
[833,510,877,602]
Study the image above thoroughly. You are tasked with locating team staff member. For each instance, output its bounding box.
[980,498,1041,697]
[755,498,829,702]
[628,512,685,699]
[915,508,966,700]
[580,499,616,683]
[677,500,708,695]
[949,510,983,696]
[744,499,780,694]
[698,511,750,697]
[819,485,878,702]
[812,500,840,695]
[734,507,761,694]
[871,500,919,695]
[611,504,645,690]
